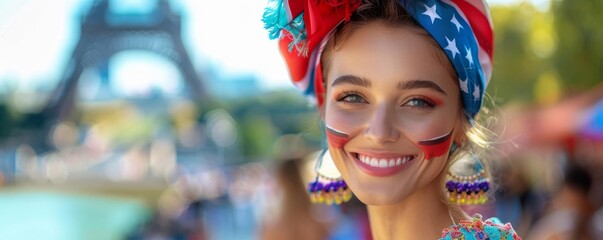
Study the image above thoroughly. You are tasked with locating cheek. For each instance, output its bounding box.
[326,125,349,148]
[396,112,457,160]
[418,130,453,160]
[324,104,367,149]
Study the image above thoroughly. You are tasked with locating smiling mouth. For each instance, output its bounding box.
[351,152,417,176]
[356,154,415,168]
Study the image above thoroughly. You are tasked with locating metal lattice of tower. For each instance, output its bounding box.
[44,0,207,121]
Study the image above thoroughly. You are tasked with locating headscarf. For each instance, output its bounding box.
[263,0,494,119]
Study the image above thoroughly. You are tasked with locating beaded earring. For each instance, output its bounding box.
[445,153,490,205]
[307,148,353,205]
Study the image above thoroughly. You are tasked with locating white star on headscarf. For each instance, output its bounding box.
[459,77,469,93]
[465,46,474,66]
[445,37,460,59]
[473,84,480,101]
[451,14,463,32]
[422,4,441,24]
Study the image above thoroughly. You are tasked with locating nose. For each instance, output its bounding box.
[364,104,400,144]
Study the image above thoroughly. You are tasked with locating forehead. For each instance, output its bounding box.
[326,22,455,86]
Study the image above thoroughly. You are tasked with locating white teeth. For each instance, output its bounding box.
[358,154,414,168]
[379,159,388,168]
[359,155,367,164]
[370,158,378,167]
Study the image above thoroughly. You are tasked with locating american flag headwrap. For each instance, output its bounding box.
[263,0,494,119]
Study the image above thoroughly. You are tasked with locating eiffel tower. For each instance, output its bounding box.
[43,0,207,121]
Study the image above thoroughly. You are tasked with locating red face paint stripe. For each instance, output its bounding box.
[418,131,453,160]
[326,125,349,149]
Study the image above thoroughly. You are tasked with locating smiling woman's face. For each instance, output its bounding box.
[322,21,463,205]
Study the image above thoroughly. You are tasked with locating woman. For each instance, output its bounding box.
[263,0,520,239]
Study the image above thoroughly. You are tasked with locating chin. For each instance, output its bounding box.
[355,190,410,206]
[348,178,416,206]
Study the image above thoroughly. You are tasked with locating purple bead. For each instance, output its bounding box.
[466,183,474,194]
[465,183,473,194]
[472,183,480,193]
[315,182,323,192]
[308,182,317,192]
[479,181,490,191]
[446,181,456,192]
[455,182,464,193]
[341,181,348,189]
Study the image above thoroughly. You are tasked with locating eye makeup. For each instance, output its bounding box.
[417,130,453,160]
[336,91,368,104]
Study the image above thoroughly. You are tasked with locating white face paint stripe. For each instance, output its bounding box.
[419,131,452,142]
[326,124,348,136]
[418,130,453,145]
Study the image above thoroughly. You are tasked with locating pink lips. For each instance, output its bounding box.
[353,152,416,177]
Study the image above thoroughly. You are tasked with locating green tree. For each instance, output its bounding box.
[489,3,555,104]
[229,89,321,160]
[552,0,603,91]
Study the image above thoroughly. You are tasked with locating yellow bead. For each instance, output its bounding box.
[325,193,334,205]
[343,191,352,202]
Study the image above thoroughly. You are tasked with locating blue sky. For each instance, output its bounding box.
[0,0,549,96]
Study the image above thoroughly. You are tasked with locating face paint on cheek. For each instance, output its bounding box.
[417,130,453,160]
[326,125,350,149]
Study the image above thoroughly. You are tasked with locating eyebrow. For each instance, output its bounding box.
[398,80,447,95]
[331,75,371,88]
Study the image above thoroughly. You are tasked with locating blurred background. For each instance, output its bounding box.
[0,0,602,239]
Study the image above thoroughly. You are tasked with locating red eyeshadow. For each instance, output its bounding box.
[429,96,444,106]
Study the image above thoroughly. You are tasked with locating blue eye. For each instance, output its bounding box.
[337,91,368,104]
[405,98,434,108]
